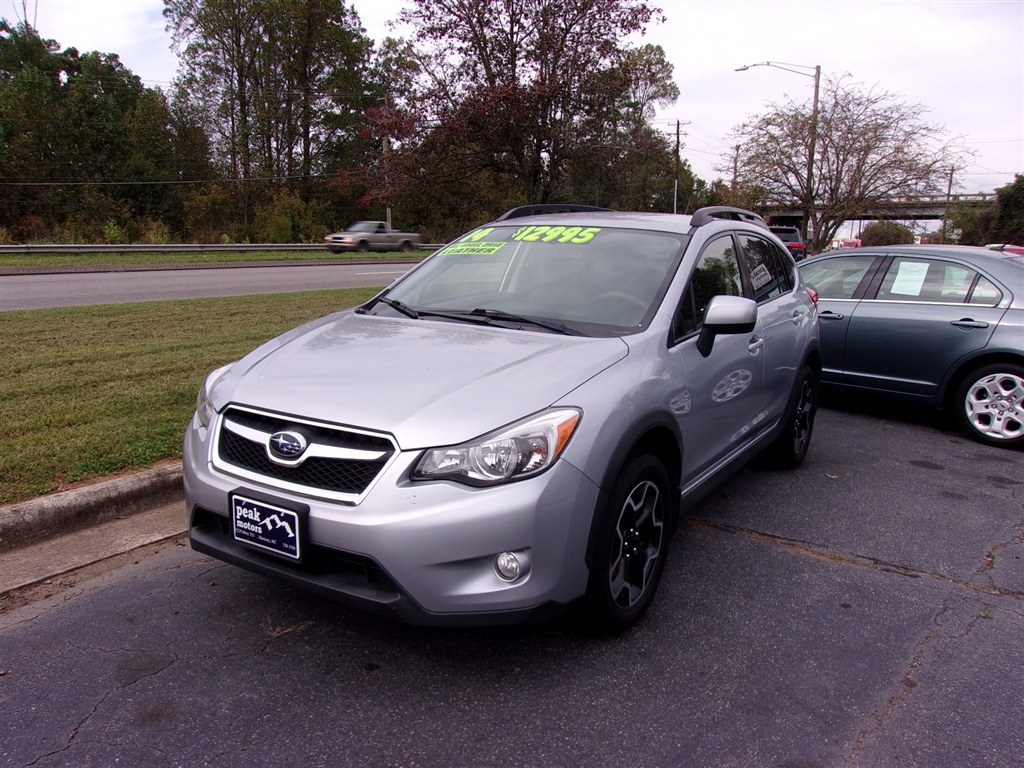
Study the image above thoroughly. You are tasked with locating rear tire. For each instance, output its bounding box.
[767,365,818,468]
[584,454,671,634]
[954,364,1024,448]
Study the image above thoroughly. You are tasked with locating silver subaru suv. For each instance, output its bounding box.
[184,205,821,632]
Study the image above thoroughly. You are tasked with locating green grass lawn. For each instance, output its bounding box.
[0,287,380,504]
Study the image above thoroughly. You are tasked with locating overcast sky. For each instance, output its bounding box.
[6,0,1023,197]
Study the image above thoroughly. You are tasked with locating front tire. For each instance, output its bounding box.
[584,454,671,634]
[954,364,1024,448]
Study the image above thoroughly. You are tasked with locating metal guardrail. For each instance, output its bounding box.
[0,243,444,255]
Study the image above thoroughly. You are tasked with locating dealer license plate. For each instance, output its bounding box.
[230,494,303,561]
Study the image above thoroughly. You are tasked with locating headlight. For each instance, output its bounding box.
[413,409,581,486]
[195,363,234,429]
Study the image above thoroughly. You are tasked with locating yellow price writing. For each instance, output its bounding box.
[511,226,601,244]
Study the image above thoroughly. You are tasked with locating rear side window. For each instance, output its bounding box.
[674,235,743,339]
[876,257,997,304]
[799,255,876,299]
[969,276,1003,306]
[738,234,794,302]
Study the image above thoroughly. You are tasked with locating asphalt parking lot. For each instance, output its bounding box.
[1,398,1021,767]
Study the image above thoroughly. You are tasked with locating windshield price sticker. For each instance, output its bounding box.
[511,225,601,244]
[439,241,507,255]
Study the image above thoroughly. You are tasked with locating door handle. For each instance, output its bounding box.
[819,310,844,320]
[748,336,764,353]
[950,319,989,329]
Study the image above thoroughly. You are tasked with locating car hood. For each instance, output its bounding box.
[211,311,628,449]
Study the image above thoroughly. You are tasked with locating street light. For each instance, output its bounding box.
[736,61,821,248]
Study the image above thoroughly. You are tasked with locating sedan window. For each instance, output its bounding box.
[969,275,1003,306]
[799,255,876,299]
[877,257,990,304]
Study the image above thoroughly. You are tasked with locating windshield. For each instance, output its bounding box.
[376,223,685,335]
[347,221,376,232]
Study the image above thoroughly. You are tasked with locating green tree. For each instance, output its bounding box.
[859,220,914,246]
[990,174,1024,244]
[0,21,181,241]
[382,0,670,208]
[730,76,971,253]
[165,0,376,236]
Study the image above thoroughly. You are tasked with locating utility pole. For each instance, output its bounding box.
[942,166,955,243]
[671,121,690,214]
[674,121,680,214]
[731,144,741,203]
[735,61,821,247]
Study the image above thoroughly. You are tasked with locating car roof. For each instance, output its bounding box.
[488,210,696,234]
[485,206,774,236]
[801,244,1023,285]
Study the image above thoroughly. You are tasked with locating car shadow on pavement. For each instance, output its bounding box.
[817,390,960,437]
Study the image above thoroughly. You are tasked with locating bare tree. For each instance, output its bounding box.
[729,76,971,252]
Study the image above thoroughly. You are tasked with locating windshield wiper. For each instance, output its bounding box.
[469,308,581,336]
[361,299,581,335]
[374,297,420,318]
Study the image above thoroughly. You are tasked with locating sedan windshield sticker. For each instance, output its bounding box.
[511,225,602,244]
[890,261,929,296]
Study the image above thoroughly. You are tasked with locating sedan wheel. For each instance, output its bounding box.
[956,364,1024,448]
[585,454,670,633]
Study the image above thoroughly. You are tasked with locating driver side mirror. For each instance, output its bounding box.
[696,295,757,358]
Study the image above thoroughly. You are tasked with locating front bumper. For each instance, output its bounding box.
[183,414,600,626]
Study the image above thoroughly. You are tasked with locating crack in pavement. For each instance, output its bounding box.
[23,651,179,767]
[690,515,1023,765]
[689,517,1024,602]
[841,603,950,766]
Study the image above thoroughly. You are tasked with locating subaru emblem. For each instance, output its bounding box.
[269,430,307,460]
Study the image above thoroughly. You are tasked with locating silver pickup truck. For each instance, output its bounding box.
[324,221,422,253]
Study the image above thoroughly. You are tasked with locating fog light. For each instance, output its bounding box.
[495,551,530,582]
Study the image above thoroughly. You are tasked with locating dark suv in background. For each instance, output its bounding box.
[770,226,808,261]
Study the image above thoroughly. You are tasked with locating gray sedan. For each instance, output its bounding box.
[799,244,1024,447]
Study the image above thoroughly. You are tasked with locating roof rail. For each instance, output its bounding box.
[689,206,769,231]
[492,203,616,222]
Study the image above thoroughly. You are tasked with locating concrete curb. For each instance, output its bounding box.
[0,463,184,553]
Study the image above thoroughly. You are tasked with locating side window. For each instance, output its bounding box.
[674,236,742,340]
[799,255,876,299]
[969,275,1003,306]
[738,234,793,302]
[877,258,983,304]
[375,223,386,234]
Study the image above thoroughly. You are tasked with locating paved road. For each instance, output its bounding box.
[2,401,1022,767]
[0,263,413,310]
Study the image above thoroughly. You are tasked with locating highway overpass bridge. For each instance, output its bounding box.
[762,192,996,224]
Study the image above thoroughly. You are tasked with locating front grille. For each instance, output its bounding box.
[214,406,396,500]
